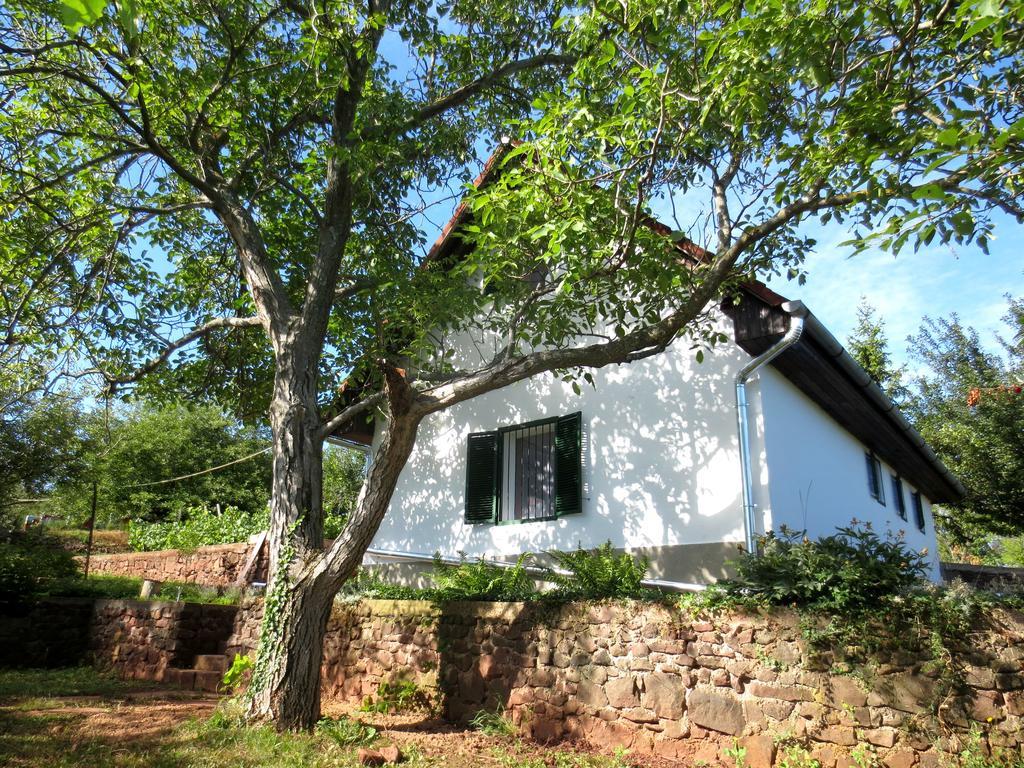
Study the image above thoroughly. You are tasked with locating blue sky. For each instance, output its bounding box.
[761,212,1022,370]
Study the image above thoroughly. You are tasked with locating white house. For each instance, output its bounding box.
[334,170,963,587]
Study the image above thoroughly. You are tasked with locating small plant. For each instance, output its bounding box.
[221,654,254,693]
[316,715,378,747]
[470,706,517,736]
[776,745,821,768]
[724,740,747,768]
[850,744,880,768]
[548,541,652,599]
[430,552,539,601]
[359,678,429,713]
[949,726,1024,768]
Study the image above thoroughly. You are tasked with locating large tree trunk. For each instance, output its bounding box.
[246,359,421,730]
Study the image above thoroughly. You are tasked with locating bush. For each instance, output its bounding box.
[429,553,538,601]
[128,504,267,551]
[41,573,142,600]
[0,533,79,599]
[706,523,928,614]
[548,541,652,599]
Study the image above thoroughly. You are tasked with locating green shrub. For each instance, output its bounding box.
[0,533,79,599]
[706,523,928,614]
[548,541,651,599]
[128,504,267,552]
[429,553,538,601]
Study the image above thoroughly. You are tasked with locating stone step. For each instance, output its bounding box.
[192,669,223,693]
[162,666,223,693]
[194,654,229,673]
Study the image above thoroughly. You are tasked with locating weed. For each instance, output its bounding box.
[776,745,822,768]
[220,654,253,693]
[724,740,748,768]
[360,678,430,713]
[316,715,378,747]
[469,706,517,736]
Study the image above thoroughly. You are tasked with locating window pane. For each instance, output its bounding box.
[503,422,556,521]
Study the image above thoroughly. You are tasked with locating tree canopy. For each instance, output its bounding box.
[906,296,1024,544]
[2,0,1022,729]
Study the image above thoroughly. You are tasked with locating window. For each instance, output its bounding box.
[464,412,582,524]
[865,453,885,505]
[911,491,926,532]
[891,475,907,520]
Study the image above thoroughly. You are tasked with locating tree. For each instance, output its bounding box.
[323,445,366,523]
[846,299,909,405]
[51,402,272,528]
[1,0,1021,729]
[906,298,1024,544]
[0,393,87,526]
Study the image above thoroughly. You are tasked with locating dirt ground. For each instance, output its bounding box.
[0,685,694,768]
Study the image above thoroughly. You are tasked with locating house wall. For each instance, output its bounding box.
[369,315,771,584]
[756,370,942,579]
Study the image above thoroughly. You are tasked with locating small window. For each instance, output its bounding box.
[464,413,582,524]
[911,491,926,532]
[891,475,907,520]
[865,453,885,505]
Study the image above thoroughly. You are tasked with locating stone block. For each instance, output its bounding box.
[883,750,917,768]
[739,734,775,768]
[687,687,744,735]
[605,675,640,709]
[745,681,814,702]
[824,676,868,708]
[194,654,228,673]
[863,728,898,748]
[642,673,686,719]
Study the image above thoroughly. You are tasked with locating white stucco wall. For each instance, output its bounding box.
[756,370,943,579]
[367,309,944,583]
[368,315,764,564]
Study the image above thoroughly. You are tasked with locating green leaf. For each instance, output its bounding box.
[58,0,107,33]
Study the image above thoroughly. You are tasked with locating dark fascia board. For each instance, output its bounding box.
[725,290,965,504]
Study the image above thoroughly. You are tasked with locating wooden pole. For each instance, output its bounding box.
[83,480,97,579]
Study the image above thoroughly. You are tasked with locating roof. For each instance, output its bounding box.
[334,145,966,502]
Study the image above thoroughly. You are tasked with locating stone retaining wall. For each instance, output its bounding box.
[80,542,261,587]
[90,599,238,681]
[0,598,95,667]
[222,599,1024,765]
[6,595,1023,765]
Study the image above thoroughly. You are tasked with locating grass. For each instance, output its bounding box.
[0,666,153,699]
[0,669,640,768]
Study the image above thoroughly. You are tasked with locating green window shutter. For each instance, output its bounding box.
[465,431,500,524]
[554,412,583,517]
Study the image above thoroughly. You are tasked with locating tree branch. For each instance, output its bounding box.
[362,52,576,142]
[88,315,262,392]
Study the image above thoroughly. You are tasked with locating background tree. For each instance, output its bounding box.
[846,299,909,405]
[1,0,1021,729]
[0,393,87,527]
[322,445,367,524]
[906,297,1024,546]
[51,402,272,528]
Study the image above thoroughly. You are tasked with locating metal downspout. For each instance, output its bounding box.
[735,300,808,555]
